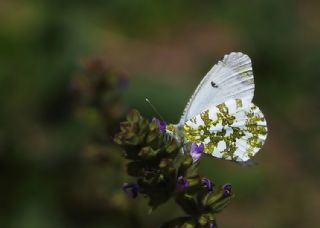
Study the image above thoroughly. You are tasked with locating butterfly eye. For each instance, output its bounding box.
[211,81,218,88]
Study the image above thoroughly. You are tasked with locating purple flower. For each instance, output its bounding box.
[223,183,232,197]
[153,118,166,132]
[122,182,140,198]
[209,223,216,228]
[176,176,189,191]
[190,142,204,162]
[202,178,214,191]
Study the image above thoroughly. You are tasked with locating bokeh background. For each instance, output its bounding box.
[1,1,320,227]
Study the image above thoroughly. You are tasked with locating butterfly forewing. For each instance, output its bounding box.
[183,98,267,162]
[180,52,254,124]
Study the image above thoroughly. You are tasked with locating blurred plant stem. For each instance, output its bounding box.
[67,58,143,227]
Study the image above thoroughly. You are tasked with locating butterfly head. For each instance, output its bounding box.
[165,123,185,142]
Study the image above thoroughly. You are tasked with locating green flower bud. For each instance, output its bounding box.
[138,147,159,159]
[126,109,141,123]
[201,185,234,213]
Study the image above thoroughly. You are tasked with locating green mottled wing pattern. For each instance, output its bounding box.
[183,98,267,162]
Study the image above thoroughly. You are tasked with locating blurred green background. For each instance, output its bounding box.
[1,0,320,227]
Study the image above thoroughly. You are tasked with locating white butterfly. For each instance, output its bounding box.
[166,52,268,162]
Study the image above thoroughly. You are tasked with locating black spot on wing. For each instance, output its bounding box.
[211,81,218,88]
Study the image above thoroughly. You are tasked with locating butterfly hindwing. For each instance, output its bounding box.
[180,52,254,124]
[183,98,267,162]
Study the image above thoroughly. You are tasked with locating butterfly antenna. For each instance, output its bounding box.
[145,98,165,121]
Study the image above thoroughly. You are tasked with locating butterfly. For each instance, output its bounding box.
[166,52,268,163]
